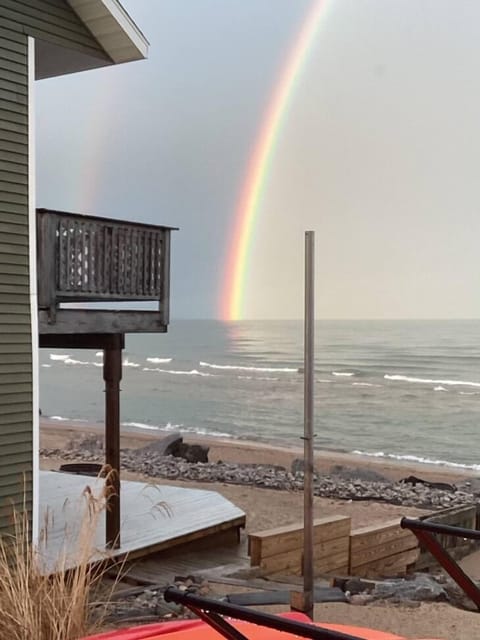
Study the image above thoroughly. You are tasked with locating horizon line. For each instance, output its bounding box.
[169,317,480,322]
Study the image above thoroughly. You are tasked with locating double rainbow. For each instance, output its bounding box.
[220,0,328,321]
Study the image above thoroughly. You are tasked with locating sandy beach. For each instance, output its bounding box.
[40,420,480,639]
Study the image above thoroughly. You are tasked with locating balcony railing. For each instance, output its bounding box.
[37,209,174,334]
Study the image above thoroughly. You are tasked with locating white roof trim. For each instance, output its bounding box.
[67,0,149,64]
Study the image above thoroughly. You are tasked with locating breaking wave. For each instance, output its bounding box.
[352,449,480,471]
[142,367,214,377]
[122,421,230,438]
[237,375,280,381]
[122,421,183,431]
[47,356,98,366]
[123,358,140,368]
[47,415,88,423]
[200,361,297,373]
[352,382,382,388]
[332,371,355,377]
[146,357,173,364]
[385,374,480,388]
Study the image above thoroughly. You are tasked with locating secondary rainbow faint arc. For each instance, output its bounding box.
[220,0,327,321]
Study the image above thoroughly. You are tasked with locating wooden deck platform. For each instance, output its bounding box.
[37,471,246,574]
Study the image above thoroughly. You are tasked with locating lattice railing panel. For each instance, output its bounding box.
[37,209,171,306]
[55,218,164,299]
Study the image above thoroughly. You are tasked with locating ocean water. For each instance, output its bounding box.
[39,319,480,471]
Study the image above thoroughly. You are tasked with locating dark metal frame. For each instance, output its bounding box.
[401,516,480,610]
[163,588,365,640]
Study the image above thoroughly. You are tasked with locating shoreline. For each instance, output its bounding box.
[40,418,478,483]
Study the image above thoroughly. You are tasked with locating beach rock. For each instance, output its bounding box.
[242,463,287,472]
[102,586,184,623]
[141,432,183,456]
[330,464,389,483]
[372,574,448,603]
[291,458,304,474]
[346,593,374,605]
[169,442,209,463]
[343,577,376,595]
[139,435,210,463]
[459,477,480,494]
[400,475,456,492]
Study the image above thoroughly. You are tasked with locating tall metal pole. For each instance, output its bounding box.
[303,230,315,620]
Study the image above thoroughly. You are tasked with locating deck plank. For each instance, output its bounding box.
[38,471,245,573]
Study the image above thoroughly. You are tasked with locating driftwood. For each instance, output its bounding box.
[399,475,456,492]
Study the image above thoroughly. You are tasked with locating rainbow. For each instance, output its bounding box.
[220,0,328,321]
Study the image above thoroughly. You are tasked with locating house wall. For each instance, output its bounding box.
[1,0,108,58]
[0,0,108,535]
[0,22,32,536]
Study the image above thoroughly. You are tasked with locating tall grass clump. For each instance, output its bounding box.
[0,477,116,640]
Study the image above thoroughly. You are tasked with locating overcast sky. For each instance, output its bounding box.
[36,1,480,320]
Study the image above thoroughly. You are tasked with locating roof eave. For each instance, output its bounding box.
[67,0,149,64]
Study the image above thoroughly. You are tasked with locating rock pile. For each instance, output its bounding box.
[340,571,480,611]
[371,573,449,603]
[139,432,209,463]
[340,573,452,607]
[40,439,479,510]
[98,576,209,626]
[99,572,477,625]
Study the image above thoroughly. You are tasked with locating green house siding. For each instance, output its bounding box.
[0,0,111,534]
[0,0,109,59]
[0,27,31,534]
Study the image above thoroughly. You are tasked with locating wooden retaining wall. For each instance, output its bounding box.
[349,519,419,578]
[248,505,479,579]
[248,515,351,576]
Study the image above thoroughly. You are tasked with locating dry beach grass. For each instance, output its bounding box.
[0,478,120,640]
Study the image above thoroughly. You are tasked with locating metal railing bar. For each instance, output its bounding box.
[163,588,365,640]
[401,517,480,610]
[401,517,480,541]
[188,606,250,640]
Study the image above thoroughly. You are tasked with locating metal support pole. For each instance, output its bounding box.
[103,334,123,549]
[303,230,315,619]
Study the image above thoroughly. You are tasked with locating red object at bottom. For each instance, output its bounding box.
[82,611,439,640]
[83,618,204,640]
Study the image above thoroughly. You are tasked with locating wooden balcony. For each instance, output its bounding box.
[37,208,174,335]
